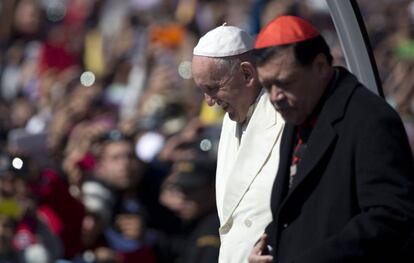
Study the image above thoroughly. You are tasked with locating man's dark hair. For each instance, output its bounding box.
[254,35,333,67]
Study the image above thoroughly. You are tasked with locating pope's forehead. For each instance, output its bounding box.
[192,55,211,64]
[192,56,221,72]
[192,56,226,82]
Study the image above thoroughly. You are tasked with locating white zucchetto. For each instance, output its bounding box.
[193,24,254,57]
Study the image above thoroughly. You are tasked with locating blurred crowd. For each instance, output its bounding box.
[0,0,413,262]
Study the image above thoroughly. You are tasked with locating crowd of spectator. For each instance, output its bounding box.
[0,0,413,262]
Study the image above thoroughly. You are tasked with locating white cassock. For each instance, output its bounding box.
[216,90,284,263]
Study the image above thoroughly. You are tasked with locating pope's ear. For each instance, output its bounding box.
[240,61,255,82]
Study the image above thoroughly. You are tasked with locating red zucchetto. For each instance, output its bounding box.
[255,16,320,49]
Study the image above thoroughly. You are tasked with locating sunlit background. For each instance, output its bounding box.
[0,0,413,262]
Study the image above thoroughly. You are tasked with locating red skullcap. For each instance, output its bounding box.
[255,16,320,49]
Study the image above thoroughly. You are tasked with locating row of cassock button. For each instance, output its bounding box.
[219,218,254,235]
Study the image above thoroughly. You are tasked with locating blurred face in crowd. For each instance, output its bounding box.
[11,99,35,128]
[0,173,17,198]
[114,213,145,241]
[0,172,27,200]
[257,47,330,125]
[13,0,41,36]
[81,212,104,247]
[96,141,141,190]
[67,84,101,120]
[161,185,204,221]
[176,188,209,221]
[160,172,215,222]
[192,55,259,123]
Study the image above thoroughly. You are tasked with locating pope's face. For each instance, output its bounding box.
[192,56,253,123]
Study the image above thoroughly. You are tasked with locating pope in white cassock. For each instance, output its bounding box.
[191,25,285,262]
